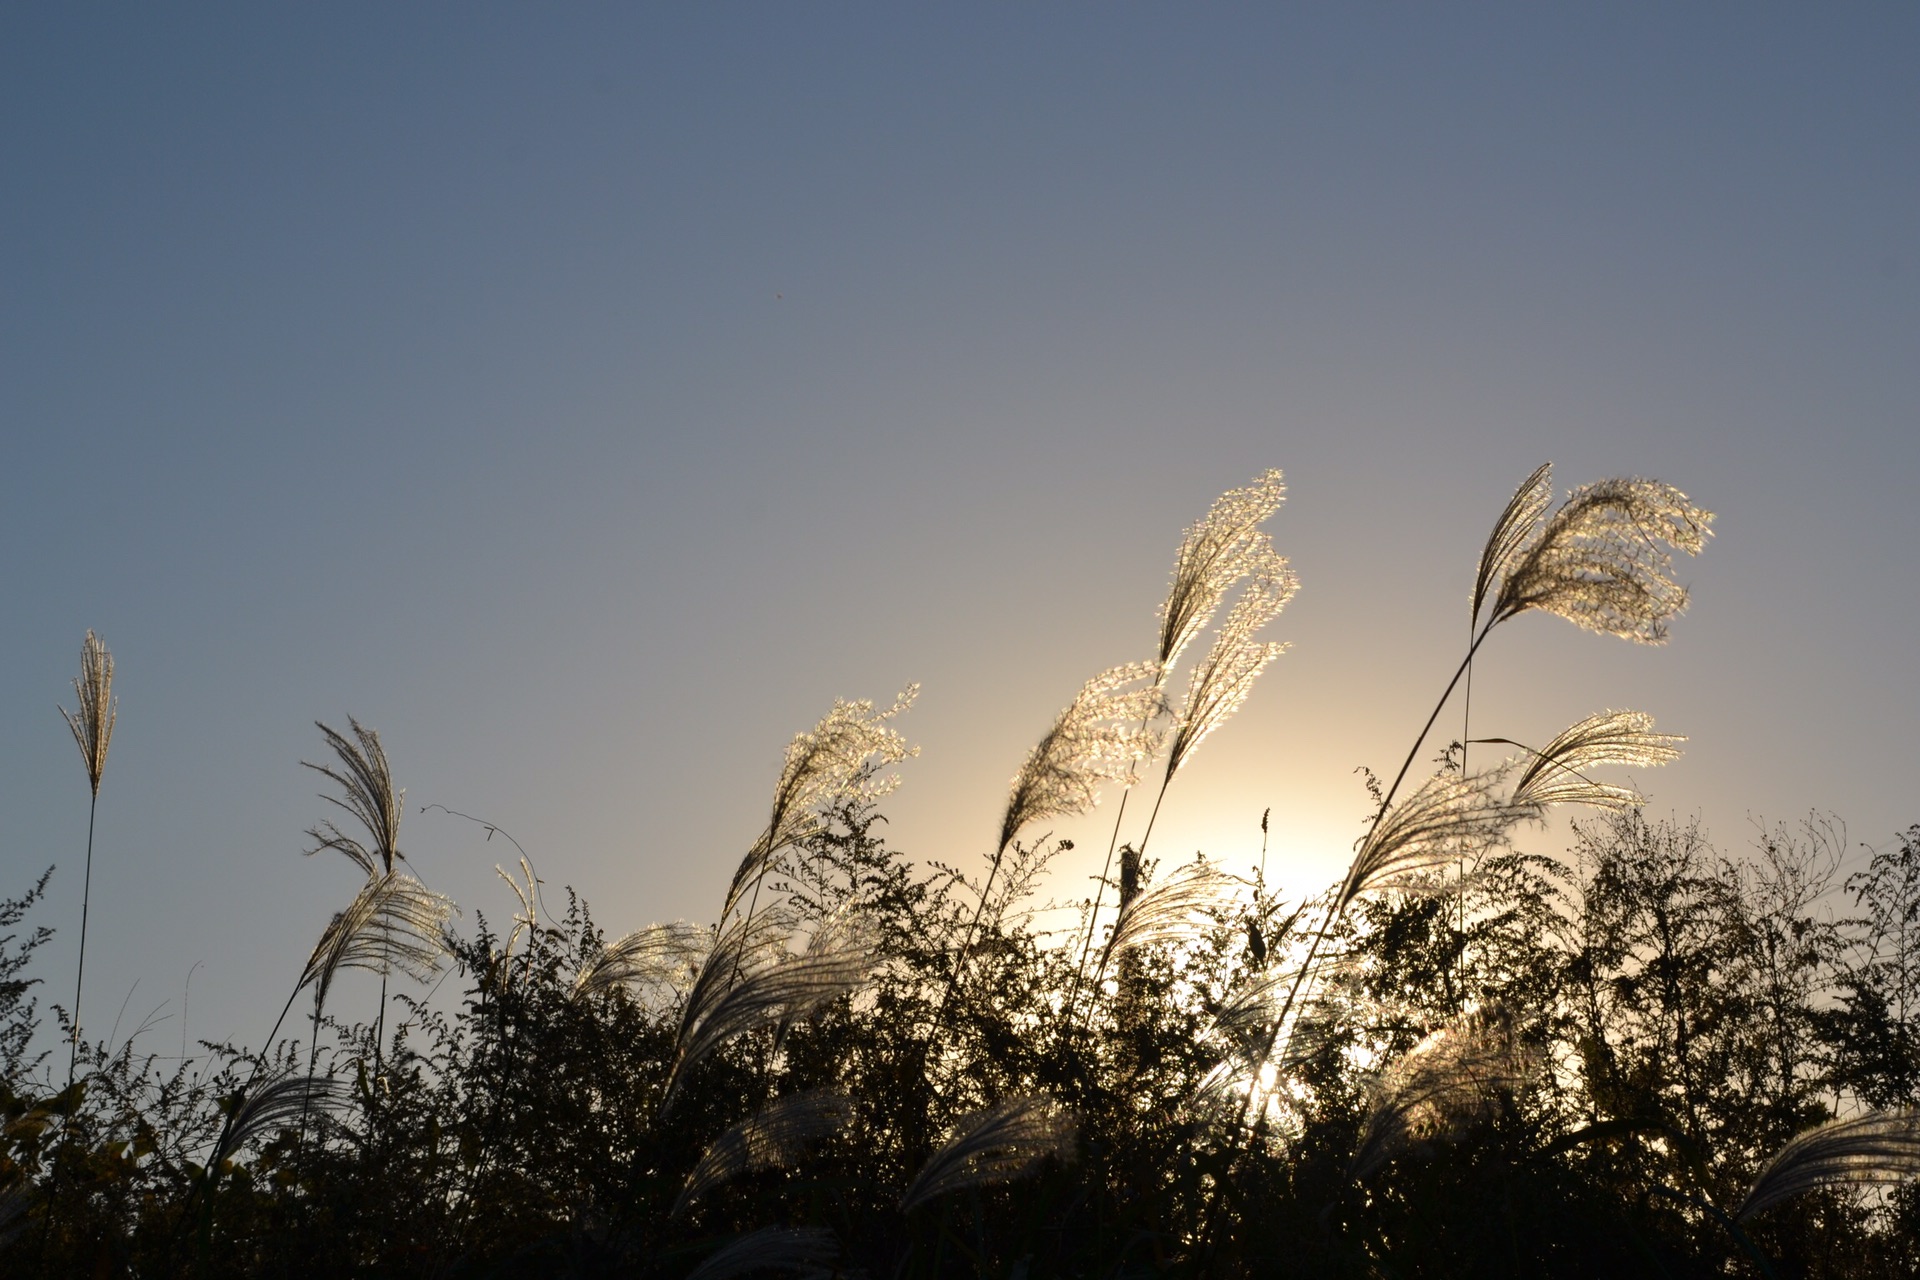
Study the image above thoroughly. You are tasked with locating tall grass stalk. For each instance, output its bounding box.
[1198,467,1711,1261]
[1068,474,1287,1017]
[58,630,115,1092]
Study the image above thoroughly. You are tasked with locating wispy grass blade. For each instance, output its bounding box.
[1164,546,1295,778]
[1337,768,1541,912]
[723,687,919,922]
[1490,477,1714,644]
[214,1072,350,1167]
[662,918,877,1115]
[674,1089,855,1216]
[1349,1005,1533,1180]
[999,662,1163,852]
[900,1094,1078,1211]
[1736,1111,1920,1221]
[303,719,404,878]
[1471,463,1553,630]
[1102,860,1239,966]
[298,871,456,1013]
[1158,469,1288,676]
[1507,710,1684,810]
[59,629,116,1088]
[59,630,116,797]
[571,921,707,1003]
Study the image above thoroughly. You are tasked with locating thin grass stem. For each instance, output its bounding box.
[66,792,97,1091]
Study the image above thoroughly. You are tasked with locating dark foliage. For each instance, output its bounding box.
[2,810,1919,1276]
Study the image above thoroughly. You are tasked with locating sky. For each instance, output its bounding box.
[2,6,1916,1062]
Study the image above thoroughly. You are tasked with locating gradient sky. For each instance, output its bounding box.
[3,6,1916,1061]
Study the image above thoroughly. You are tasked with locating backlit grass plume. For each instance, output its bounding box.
[571,921,707,1004]
[900,1094,1078,1212]
[662,917,877,1115]
[1204,958,1323,1072]
[1078,488,1294,1009]
[211,1072,350,1168]
[303,718,404,878]
[686,1227,839,1280]
[1470,462,1554,631]
[1098,859,1239,973]
[1484,475,1714,644]
[1349,1006,1533,1180]
[58,629,117,1087]
[722,687,919,924]
[1163,548,1296,781]
[1158,469,1287,675]
[1336,767,1540,913]
[997,662,1163,853]
[951,662,1161,1012]
[1376,468,1712,828]
[674,1089,855,1216]
[1504,710,1684,810]
[298,871,455,1014]
[1735,1111,1920,1221]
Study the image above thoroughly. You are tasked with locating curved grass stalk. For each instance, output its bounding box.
[1196,467,1712,1262]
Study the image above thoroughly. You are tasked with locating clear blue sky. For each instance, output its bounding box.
[3,6,1916,1059]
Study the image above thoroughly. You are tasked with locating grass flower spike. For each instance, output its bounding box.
[60,630,115,798]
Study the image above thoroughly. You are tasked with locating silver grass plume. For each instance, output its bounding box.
[1736,1111,1920,1221]
[1158,469,1287,676]
[1164,547,1296,777]
[1470,463,1553,631]
[213,1072,350,1167]
[1193,980,1367,1130]
[60,630,116,797]
[1336,767,1541,913]
[674,1089,856,1216]
[571,921,707,1003]
[492,856,545,987]
[1509,710,1684,811]
[1101,859,1240,969]
[1487,477,1713,644]
[1205,959,1326,1069]
[998,662,1162,852]
[900,1094,1078,1211]
[1349,1006,1533,1180]
[668,910,792,1068]
[722,687,919,921]
[298,871,455,1014]
[303,718,404,877]
[686,1227,838,1280]
[662,917,877,1115]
